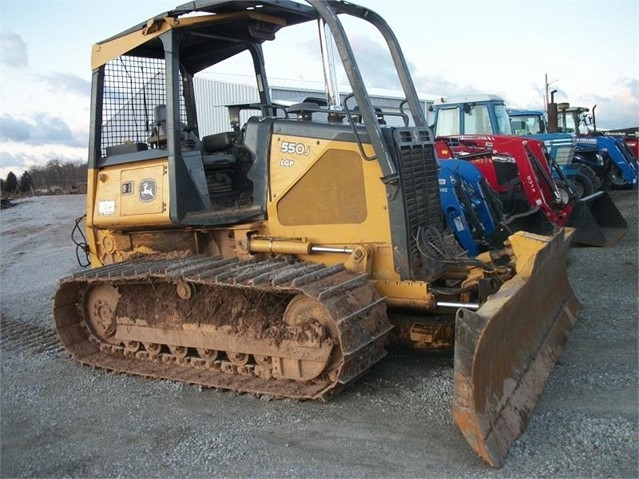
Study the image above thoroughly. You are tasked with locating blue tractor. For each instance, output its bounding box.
[555,103,637,189]
[509,103,638,191]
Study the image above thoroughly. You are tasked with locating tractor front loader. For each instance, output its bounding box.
[53,0,580,467]
[436,134,627,247]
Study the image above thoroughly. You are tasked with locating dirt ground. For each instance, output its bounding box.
[1,191,637,478]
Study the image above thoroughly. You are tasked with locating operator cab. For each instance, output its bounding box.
[89,0,429,229]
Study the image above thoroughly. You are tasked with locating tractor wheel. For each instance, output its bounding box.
[608,164,632,189]
[576,164,602,191]
[553,179,572,205]
[570,173,595,199]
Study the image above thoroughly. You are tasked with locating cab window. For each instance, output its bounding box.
[435,108,460,136]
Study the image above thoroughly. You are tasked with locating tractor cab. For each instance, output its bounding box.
[431,95,512,137]
[556,103,592,135]
[507,109,548,135]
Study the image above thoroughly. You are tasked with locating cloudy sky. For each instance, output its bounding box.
[1,0,638,180]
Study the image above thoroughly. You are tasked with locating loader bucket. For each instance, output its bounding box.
[453,228,580,467]
[564,191,627,247]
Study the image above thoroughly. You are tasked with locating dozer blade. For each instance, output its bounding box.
[453,228,580,467]
[565,191,627,247]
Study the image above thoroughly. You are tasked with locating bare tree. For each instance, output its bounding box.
[27,159,87,193]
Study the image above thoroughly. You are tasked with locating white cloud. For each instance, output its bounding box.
[0,31,28,68]
[0,113,86,147]
[38,71,91,97]
[577,78,639,130]
[0,31,91,178]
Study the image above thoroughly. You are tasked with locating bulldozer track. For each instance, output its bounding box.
[53,255,392,400]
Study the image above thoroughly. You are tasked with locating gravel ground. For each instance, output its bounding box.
[1,191,637,478]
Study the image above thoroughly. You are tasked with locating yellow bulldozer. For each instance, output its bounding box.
[53,0,580,467]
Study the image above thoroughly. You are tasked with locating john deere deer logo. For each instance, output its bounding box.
[139,179,156,202]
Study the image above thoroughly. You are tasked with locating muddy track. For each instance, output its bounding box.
[53,255,393,401]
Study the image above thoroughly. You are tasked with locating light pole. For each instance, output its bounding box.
[545,73,558,109]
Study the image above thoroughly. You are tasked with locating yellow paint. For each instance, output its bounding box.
[91,12,287,69]
[249,238,312,255]
[267,136,392,243]
[370,279,435,308]
[264,134,400,281]
[91,158,171,228]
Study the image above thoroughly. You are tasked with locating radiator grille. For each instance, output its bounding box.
[390,128,442,278]
[546,138,576,165]
[553,143,576,165]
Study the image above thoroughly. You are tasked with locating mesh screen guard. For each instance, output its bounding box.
[101,56,188,157]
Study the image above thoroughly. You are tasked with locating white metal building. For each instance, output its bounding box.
[193,76,439,137]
